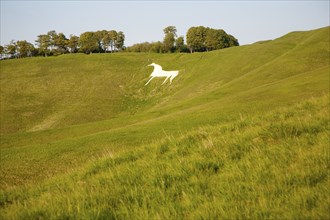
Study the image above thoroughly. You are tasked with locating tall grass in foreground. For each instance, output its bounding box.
[1,95,328,219]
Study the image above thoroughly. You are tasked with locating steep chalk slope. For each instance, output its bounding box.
[1,27,328,135]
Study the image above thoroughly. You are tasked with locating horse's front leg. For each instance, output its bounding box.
[145,76,154,86]
[162,77,169,85]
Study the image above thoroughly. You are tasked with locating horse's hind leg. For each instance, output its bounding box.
[169,76,175,84]
[170,72,178,84]
[162,77,169,85]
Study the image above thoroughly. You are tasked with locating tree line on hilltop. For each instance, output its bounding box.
[126,26,239,53]
[0,30,125,59]
[0,26,239,59]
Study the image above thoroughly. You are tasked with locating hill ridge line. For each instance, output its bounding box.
[219,31,318,90]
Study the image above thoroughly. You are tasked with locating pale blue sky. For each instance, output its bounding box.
[1,1,329,47]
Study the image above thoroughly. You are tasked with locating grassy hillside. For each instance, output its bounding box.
[0,26,329,219]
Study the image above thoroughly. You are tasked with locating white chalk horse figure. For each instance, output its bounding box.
[145,63,179,86]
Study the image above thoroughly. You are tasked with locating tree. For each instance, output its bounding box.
[47,30,57,51]
[108,30,117,52]
[115,31,125,51]
[78,32,99,54]
[163,32,175,53]
[17,40,35,57]
[186,26,207,53]
[227,35,239,47]
[67,35,79,53]
[126,41,162,53]
[35,34,51,56]
[0,45,4,59]
[102,32,111,52]
[101,30,118,52]
[175,36,185,52]
[54,32,68,54]
[151,41,163,53]
[95,30,108,52]
[204,28,230,51]
[6,40,18,58]
[204,28,218,51]
[163,26,177,37]
[163,26,177,53]
[187,26,239,52]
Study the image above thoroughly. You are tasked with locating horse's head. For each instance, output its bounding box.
[147,63,156,67]
[147,63,162,71]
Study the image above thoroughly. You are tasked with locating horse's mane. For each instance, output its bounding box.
[152,63,162,70]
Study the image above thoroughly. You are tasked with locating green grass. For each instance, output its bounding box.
[0,26,329,219]
[1,95,328,219]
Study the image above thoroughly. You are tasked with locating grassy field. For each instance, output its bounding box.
[0,27,329,219]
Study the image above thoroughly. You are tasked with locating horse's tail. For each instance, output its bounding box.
[172,70,179,78]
